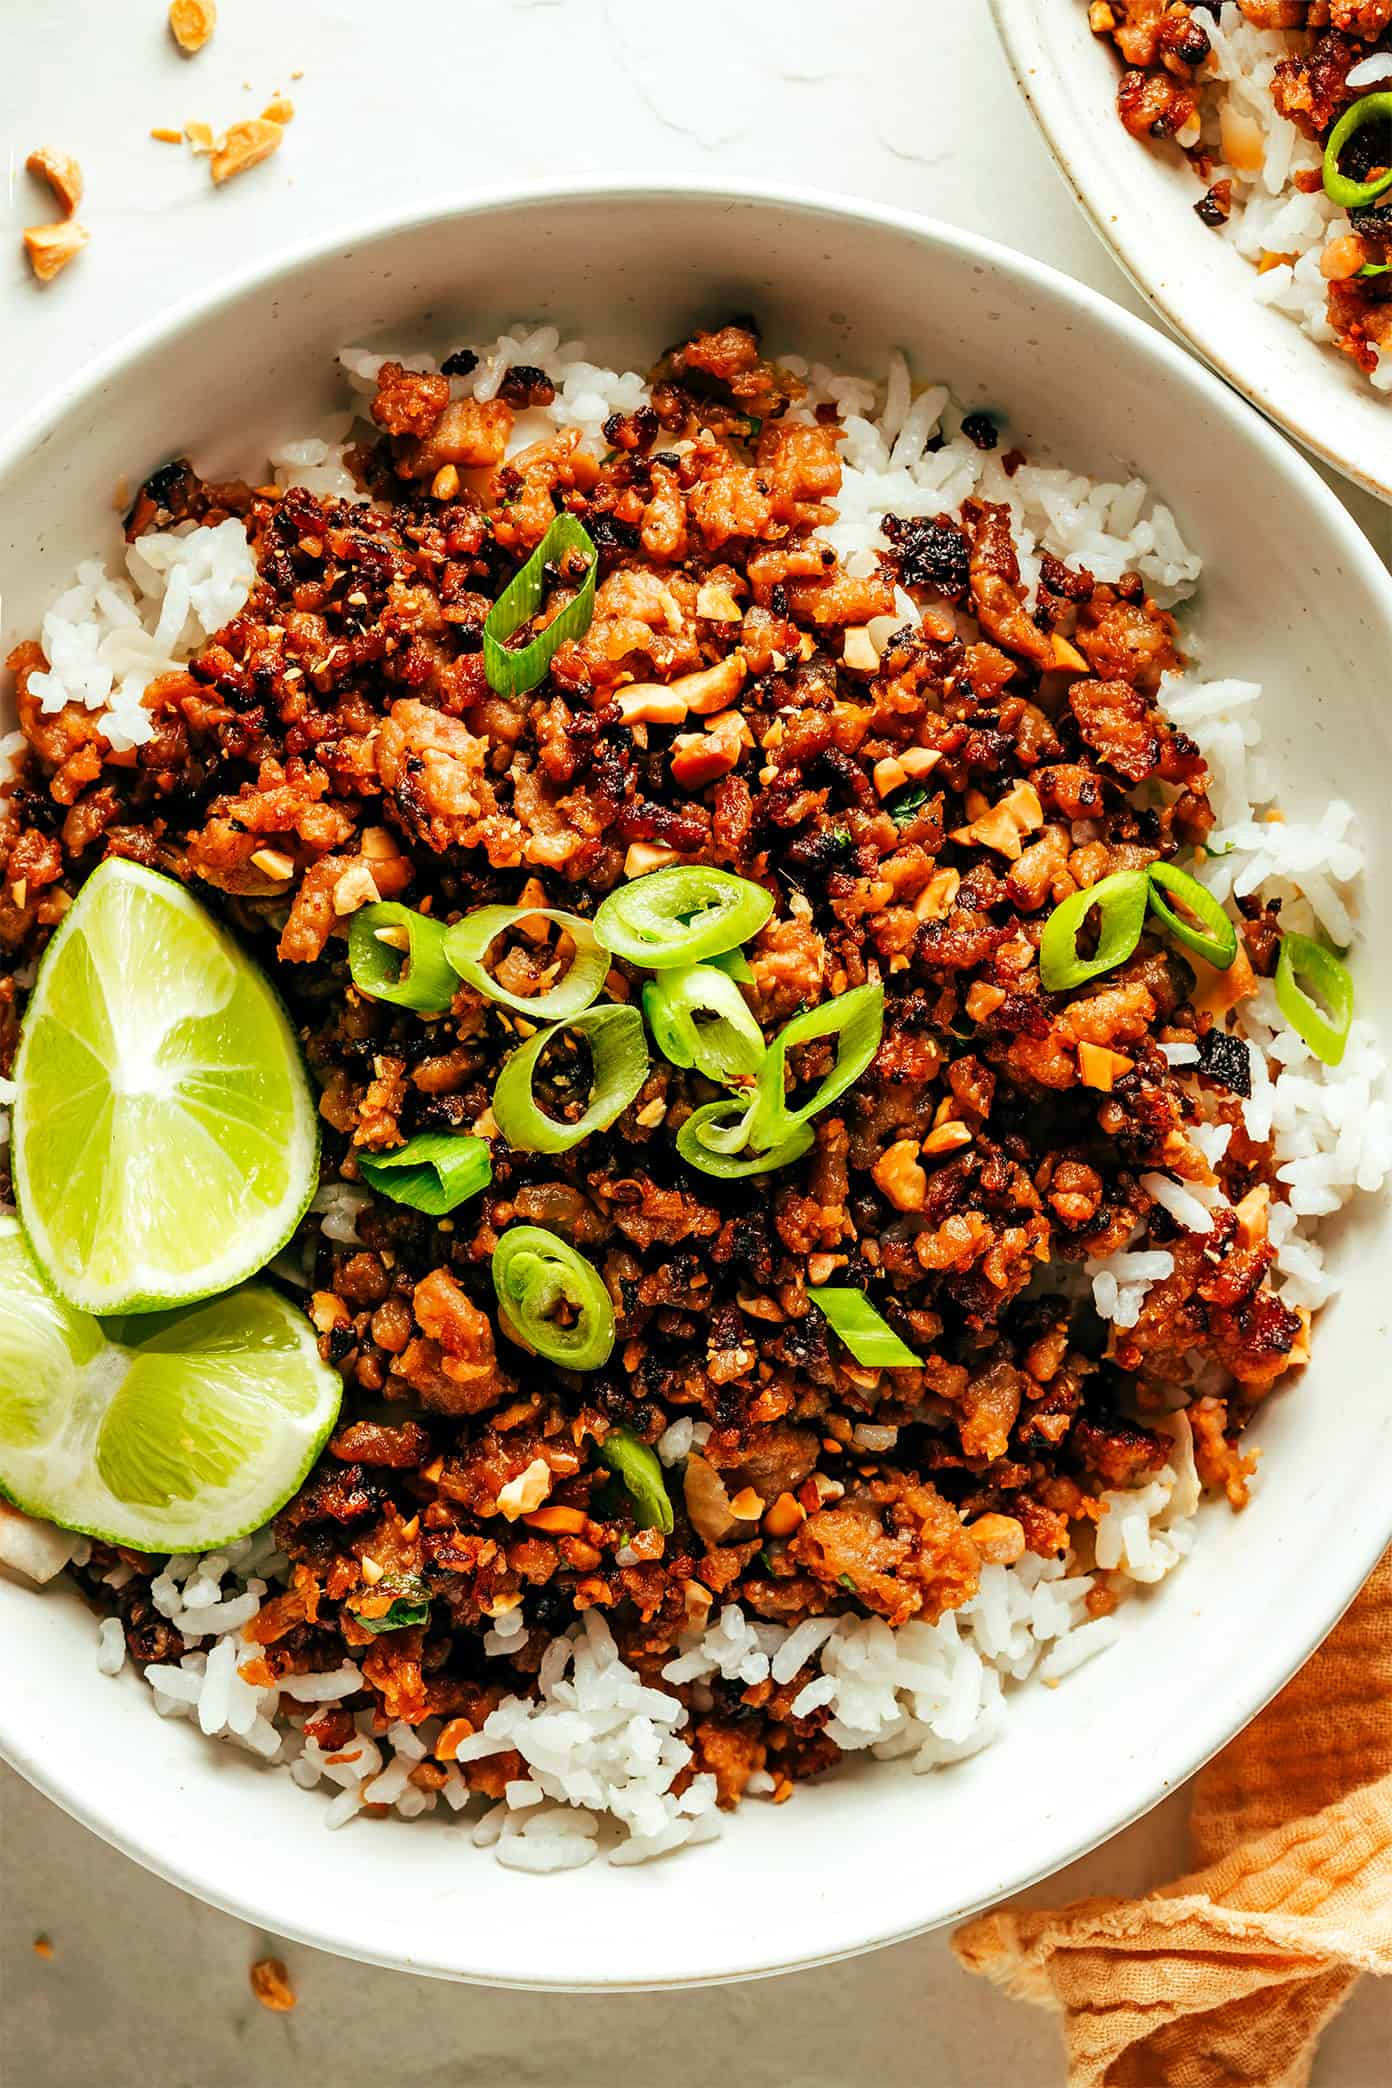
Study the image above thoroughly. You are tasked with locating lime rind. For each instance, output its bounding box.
[0,1218,341,1552]
[12,857,319,1314]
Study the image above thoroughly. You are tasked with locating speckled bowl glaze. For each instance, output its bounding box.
[991,0,1392,506]
[2,181,1391,1989]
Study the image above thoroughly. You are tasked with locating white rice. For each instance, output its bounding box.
[18,322,1379,1866]
[1167,5,1392,391]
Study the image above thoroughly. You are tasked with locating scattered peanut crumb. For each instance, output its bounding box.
[261,95,295,125]
[185,121,215,154]
[25,146,83,216]
[33,1934,54,1960]
[23,222,90,284]
[290,68,304,80]
[169,0,217,54]
[150,126,185,144]
[249,1957,296,2012]
[210,117,284,186]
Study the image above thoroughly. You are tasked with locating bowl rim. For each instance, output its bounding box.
[987,0,1392,508]
[3,172,1392,1988]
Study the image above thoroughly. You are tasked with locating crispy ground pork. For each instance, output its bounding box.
[2,320,1307,1807]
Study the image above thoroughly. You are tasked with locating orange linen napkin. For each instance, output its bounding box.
[953,1550,1392,2088]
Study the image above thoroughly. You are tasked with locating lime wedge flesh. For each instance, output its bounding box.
[12,857,318,1313]
[0,1219,341,1550]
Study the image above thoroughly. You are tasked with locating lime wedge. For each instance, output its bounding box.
[12,858,318,1313]
[0,1218,341,1550]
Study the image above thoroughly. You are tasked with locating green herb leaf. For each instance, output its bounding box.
[357,1133,492,1218]
[888,784,929,830]
[483,513,598,699]
[356,1597,431,1635]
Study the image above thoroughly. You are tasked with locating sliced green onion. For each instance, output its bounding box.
[1275,933,1354,1068]
[443,903,609,1022]
[493,1003,648,1154]
[483,513,597,699]
[711,948,755,984]
[491,1223,615,1370]
[1322,93,1392,210]
[356,1597,431,1634]
[357,1133,492,1217]
[1146,862,1237,971]
[597,1427,674,1533]
[642,964,765,1088]
[1360,261,1392,278]
[743,981,884,1151]
[1038,870,1149,994]
[810,1288,920,1368]
[592,865,773,970]
[348,902,456,1015]
[676,1097,815,1178]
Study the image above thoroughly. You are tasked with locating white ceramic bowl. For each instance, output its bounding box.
[991,0,1392,506]
[2,180,1391,1990]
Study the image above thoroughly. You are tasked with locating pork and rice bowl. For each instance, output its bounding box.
[0,315,1384,1873]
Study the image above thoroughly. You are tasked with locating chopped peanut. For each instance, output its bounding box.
[431,463,460,501]
[261,95,296,125]
[1077,1041,1134,1091]
[967,1513,1026,1565]
[308,1291,350,1335]
[670,711,746,789]
[1189,941,1257,1021]
[914,866,960,922]
[806,1251,847,1285]
[873,756,908,798]
[497,1457,552,1520]
[25,147,83,216]
[185,122,216,154]
[672,653,747,715]
[332,863,382,916]
[872,1138,927,1213]
[623,842,682,878]
[898,746,942,780]
[953,781,1044,862]
[1088,1,1116,29]
[616,686,688,727]
[359,1555,385,1586]
[522,1505,589,1535]
[1050,633,1088,674]
[169,0,217,53]
[151,127,185,143]
[729,1487,766,1521]
[922,1121,974,1157]
[249,846,296,882]
[23,222,89,283]
[358,825,399,862]
[249,1958,296,2014]
[763,1491,806,1537]
[210,117,283,186]
[842,625,880,673]
[372,924,410,952]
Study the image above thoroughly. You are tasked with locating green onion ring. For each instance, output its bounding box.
[483,513,598,700]
[1146,862,1237,971]
[348,902,457,1014]
[357,1133,492,1217]
[1038,870,1149,994]
[642,963,765,1088]
[491,1223,615,1370]
[675,1098,814,1178]
[592,865,773,971]
[1322,93,1392,211]
[1275,933,1354,1068]
[596,1427,674,1533]
[810,1287,920,1368]
[443,903,609,1022]
[742,980,885,1151]
[492,1003,649,1154]
[711,948,755,984]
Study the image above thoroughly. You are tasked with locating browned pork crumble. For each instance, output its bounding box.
[1,320,1306,1809]
[1088,0,1392,379]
